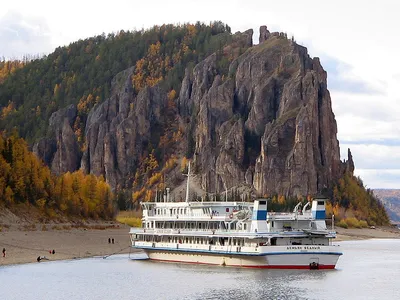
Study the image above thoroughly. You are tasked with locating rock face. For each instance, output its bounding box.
[81,67,166,189]
[259,25,270,43]
[181,27,343,196]
[34,26,349,197]
[33,104,80,175]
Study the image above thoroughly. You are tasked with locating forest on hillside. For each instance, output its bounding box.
[0,133,115,219]
[0,22,232,143]
[252,172,390,226]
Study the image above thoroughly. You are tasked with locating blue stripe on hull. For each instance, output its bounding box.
[132,246,342,257]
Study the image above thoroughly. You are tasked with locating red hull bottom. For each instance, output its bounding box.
[149,258,336,269]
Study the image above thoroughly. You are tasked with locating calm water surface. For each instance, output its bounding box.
[1,239,400,300]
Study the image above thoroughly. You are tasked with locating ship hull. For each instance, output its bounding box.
[138,248,340,269]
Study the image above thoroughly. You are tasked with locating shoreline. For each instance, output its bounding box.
[1,226,399,267]
[335,226,400,241]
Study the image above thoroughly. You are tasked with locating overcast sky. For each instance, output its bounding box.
[1,0,399,189]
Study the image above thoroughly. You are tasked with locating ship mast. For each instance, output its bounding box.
[184,161,191,202]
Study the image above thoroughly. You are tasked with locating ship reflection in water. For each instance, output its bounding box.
[0,239,399,300]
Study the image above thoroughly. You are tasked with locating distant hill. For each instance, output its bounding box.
[374,189,400,223]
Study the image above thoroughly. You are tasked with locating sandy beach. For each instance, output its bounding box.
[335,226,400,241]
[0,225,134,266]
[1,224,399,266]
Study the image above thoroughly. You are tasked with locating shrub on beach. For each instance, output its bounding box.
[337,219,348,228]
[116,211,142,227]
[336,217,369,229]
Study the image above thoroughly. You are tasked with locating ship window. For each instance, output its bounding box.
[226,208,229,212]
[259,201,266,205]
[199,223,202,229]
[318,201,325,206]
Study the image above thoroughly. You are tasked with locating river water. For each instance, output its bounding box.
[0,239,399,300]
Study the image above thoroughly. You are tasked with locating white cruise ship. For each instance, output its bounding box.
[129,164,342,269]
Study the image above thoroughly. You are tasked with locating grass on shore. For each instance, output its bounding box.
[116,211,142,227]
[336,217,369,229]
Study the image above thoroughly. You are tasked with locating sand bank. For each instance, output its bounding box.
[335,226,400,241]
[0,225,135,266]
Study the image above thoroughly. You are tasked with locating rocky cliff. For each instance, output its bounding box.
[34,26,352,197]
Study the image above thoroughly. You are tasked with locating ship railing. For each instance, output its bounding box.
[151,229,250,234]
[130,228,252,235]
[145,215,227,220]
[134,241,261,254]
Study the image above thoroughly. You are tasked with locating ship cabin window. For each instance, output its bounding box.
[271,238,277,246]
[196,238,199,244]
[243,224,247,230]
[226,208,229,212]
[318,201,324,206]
[199,223,202,229]
[184,208,187,215]
[271,221,274,228]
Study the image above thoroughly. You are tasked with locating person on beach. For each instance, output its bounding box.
[2,248,5,257]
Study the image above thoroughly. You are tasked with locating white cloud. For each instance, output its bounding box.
[355,169,400,189]
[341,144,400,189]
[333,92,400,143]
[341,144,400,170]
[0,10,51,58]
